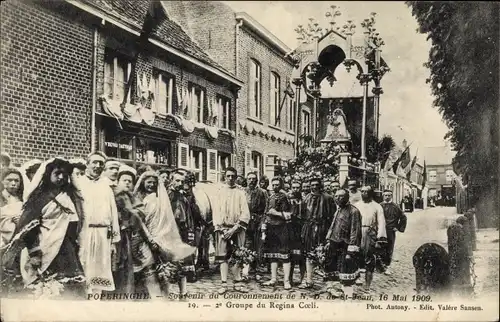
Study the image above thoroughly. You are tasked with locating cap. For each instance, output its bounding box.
[119,164,137,178]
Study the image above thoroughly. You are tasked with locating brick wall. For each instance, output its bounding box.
[162,1,237,75]
[0,1,93,164]
[235,27,295,173]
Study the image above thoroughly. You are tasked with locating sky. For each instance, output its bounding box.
[222,1,451,159]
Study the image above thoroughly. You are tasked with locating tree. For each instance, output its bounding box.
[407,2,499,227]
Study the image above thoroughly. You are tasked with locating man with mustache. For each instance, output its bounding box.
[299,176,336,289]
[242,171,267,280]
[324,189,362,296]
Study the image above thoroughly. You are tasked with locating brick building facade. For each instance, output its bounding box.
[1,0,242,182]
[165,2,301,179]
[1,1,93,164]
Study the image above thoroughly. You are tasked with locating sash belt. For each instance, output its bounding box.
[89,224,109,228]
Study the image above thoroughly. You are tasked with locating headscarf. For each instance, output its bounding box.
[133,171,195,261]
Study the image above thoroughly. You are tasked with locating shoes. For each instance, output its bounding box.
[383,268,392,276]
[284,282,292,290]
[298,281,314,289]
[261,280,276,287]
[217,282,227,295]
[233,282,249,293]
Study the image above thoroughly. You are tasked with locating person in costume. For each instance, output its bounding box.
[380,190,406,275]
[168,170,196,286]
[261,177,292,290]
[242,171,267,280]
[2,158,85,298]
[324,188,362,296]
[288,179,306,286]
[77,152,121,295]
[133,170,195,299]
[0,167,25,293]
[354,185,387,291]
[104,162,137,294]
[300,176,336,289]
[213,167,250,294]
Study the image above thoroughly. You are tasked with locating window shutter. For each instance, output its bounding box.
[269,74,274,124]
[168,77,173,114]
[200,89,205,123]
[206,149,218,182]
[264,154,276,180]
[244,148,252,176]
[178,143,189,169]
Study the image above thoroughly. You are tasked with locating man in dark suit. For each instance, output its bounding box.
[380,190,407,275]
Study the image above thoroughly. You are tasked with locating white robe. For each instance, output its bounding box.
[354,200,387,252]
[76,176,120,291]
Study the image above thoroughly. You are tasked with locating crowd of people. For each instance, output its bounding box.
[0,151,407,300]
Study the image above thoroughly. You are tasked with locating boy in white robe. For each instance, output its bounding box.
[76,152,121,295]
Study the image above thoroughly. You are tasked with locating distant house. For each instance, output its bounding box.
[422,142,457,200]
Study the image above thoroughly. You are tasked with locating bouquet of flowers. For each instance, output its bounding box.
[228,246,257,268]
[156,261,184,284]
[307,244,327,268]
[25,273,65,300]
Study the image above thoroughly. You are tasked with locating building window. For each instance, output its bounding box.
[190,148,204,182]
[249,59,261,119]
[302,110,311,136]
[104,49,131,102]
[245,149,262,176]
[429,170,437,182]
[218,152,231,182]
[445,169,454,183]
[102,119,173,167]
[270,72,280,125]
[288,96,296,131]
[264,154,281,179]
[154,70,174,115]
[217,95,231,129]
[188,83,205,123]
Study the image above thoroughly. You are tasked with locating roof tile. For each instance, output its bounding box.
[79,0,233,77]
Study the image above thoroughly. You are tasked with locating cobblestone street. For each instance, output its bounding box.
[179,207,499,302]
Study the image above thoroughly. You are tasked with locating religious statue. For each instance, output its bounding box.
[321,104,351,144]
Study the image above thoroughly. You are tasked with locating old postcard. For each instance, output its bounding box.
[0,1,498,321]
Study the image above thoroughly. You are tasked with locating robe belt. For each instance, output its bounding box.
[88,224,112,239]
[88,224,109,228]
[362,225,372,228]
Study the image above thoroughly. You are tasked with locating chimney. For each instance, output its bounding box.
[402,139,407,148]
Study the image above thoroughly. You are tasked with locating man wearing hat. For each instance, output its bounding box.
[105,163,140,294]
[102,159,122,188]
